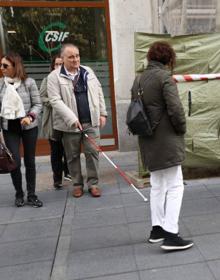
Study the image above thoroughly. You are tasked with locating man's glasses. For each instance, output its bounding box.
[0,63,11,69]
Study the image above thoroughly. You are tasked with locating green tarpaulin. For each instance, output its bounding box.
[135,32,220,168]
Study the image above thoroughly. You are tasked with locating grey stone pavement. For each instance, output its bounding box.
[1,151,220,279]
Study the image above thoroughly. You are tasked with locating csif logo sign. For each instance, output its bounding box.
[38,22,69,53]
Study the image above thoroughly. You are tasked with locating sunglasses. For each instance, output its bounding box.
[0,63,11,69]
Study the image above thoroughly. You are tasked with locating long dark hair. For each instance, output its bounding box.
[50,53,62,71]
[1,52,27,81]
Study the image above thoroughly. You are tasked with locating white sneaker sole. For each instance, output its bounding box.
[64,177,72,182]
[161,242,194,251]
[148,238,164,243]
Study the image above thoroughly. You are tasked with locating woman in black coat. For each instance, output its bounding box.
[132,41,193,251]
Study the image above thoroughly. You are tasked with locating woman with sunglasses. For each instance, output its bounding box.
[0,52,43,207]
[40,54,71,190]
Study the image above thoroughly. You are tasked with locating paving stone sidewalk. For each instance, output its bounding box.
[1,151,220,280]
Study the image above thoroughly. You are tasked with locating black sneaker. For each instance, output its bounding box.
[15,197,24,207]
[148,226,165,243]
[27,197,43,208]
[161,232,194,251]
[54,182,63,190]
[64,174,72,182]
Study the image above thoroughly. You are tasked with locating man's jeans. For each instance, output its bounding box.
[63,124,100,189]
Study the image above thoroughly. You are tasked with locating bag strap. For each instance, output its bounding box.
[0,80,4,93]
[0,130,5,144]
[132,75,143,99]
[0,130,14,159]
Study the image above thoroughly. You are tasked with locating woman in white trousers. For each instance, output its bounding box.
[131,41,193,251]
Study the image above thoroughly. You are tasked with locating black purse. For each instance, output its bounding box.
[0,132,17,174]
[126,76,153,136]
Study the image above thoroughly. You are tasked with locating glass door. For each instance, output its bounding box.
[0,1,117,154]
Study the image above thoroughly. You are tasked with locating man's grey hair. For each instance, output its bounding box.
[60,43,79,57]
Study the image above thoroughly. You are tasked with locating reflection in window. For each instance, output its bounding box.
[0,7,107,61]
[7,0,104,2]
[0,6,113,136]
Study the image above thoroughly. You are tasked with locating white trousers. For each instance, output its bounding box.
[150,165,184,234]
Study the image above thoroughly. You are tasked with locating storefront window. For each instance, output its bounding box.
[1,0,104,2]
[1,7,107,61]
[0,5,113,140]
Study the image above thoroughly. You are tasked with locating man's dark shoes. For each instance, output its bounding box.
[27,197,43,208]
[15,197,24,207]
[161,231,194,251]
[89,185,101,197]
[148,226,165,243]
[72,186,84,198]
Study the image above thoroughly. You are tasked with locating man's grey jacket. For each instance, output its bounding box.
[47,65,107,132]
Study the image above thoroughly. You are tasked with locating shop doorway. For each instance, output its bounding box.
[0,0,118,155]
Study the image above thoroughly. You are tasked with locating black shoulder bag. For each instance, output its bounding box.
[126,76,153,136]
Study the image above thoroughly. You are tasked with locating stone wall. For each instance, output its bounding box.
[108,0,158,151]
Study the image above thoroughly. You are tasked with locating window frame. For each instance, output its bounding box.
[0,0,118,154]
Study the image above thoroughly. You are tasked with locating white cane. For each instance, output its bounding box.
[81,129,148,202]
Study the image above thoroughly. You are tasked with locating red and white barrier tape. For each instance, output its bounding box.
[173,73,220,82]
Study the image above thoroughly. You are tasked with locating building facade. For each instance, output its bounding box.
[0,0,160,154]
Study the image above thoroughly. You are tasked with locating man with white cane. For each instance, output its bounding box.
[47,43,107,198]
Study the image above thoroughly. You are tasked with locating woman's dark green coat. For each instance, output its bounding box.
[131,60,186,172]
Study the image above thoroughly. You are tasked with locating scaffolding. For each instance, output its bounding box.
[161,0,220,36]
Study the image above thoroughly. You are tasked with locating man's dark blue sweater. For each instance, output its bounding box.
[60,65,91,124]
[74,67,91,124]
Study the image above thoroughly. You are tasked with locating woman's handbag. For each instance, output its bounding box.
[126,76,153,136]
[0,131,17,174]
[126,96,153,136]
